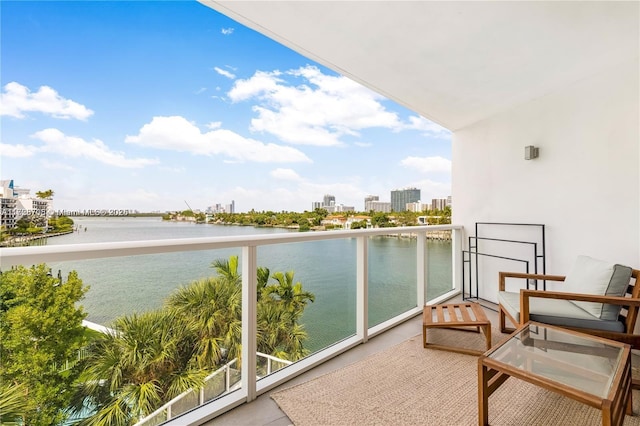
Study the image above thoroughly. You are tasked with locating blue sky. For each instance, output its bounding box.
[0,1,451,213]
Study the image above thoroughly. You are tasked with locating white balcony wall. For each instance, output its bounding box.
[453,58,640,301]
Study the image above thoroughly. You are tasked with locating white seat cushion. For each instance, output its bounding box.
[498,290,625,333]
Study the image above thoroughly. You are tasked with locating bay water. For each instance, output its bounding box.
[44,217,452,352]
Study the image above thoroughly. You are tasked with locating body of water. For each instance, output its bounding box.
[44,217,452,352]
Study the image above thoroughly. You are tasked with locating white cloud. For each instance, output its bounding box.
[405,115,451,136]
[159,166,185,173]
[206,121,222,130]
[214,67,236,79]
[194,87,207,94]
[0,82,94,120]
[125,115,312,163]
[228,70,283,102]
[57,188,163,211]
[354,142,372,148]
[0,142,39,158]
[221,27,234,35]
[227,66,406,147]
[31,128,158,168]
[40,159,75,171]
[410,178,452,202]
[270,168,301,181]
[400,156,451,174]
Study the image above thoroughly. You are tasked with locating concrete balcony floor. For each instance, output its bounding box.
[206,296,500,426]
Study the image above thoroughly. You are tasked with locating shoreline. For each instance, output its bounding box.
[210,221,453,241]
[0,230,74,247]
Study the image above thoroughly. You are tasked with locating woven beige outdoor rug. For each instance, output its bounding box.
[271,328,640,425]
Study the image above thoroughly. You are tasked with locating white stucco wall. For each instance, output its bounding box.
[452,58,639,300]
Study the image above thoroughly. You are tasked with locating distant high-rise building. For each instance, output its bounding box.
[365,201,391,213]
[364,195,379,210]
[390,188,421,212]
[312,201,323,211]
[323,194,335,208]
[207,200,235,214]
[407,202,428,212]
[431,198,448,211]
[335,204,355,213]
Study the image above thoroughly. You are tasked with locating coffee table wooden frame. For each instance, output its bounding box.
[478,321,632,426]
[422,302,491,356]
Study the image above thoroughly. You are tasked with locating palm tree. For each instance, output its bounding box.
[0,382,29,425]
[70,310,206,426]
[265,271,315,317]
[166,276,242,366]
[212,255,270,300]
[260,270,315,361]
[257,266,270,300]
[72,257,315,425]
[211,256,241,286]
[35,189,54,199]
[185,258,314,362]
[256,301,310,361]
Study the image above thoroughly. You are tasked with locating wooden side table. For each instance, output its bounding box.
[422,302,492,355]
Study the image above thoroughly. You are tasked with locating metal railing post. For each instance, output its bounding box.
[416,230,427,306]
[452,228,463,293]
[356,236,368,343]
[241,245,257,402]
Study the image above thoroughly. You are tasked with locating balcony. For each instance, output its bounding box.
[0,224,463,425]
[206,293,498,426]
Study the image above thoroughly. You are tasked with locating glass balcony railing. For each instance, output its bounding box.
[0,225,462,425]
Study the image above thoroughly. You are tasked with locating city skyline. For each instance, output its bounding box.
[0,1,452,213]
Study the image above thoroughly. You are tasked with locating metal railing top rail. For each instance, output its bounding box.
[0,224,461,268]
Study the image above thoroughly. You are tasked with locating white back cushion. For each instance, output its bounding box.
[563,255,631,319]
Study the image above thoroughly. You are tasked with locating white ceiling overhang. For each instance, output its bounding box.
[200,1,639,131]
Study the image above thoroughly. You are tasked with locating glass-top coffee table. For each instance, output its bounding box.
[478,322,632,426]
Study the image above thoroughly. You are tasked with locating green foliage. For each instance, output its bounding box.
[166,206,451,229]
[75,256,315,425]
[349,220,368,229]
[12,217,31,234]
[35,189,54,199]
[0,265,88,425]
[210,209,328,229]
[0,382,29,425]
[27,226,44,234]
[298,222,310,231]
[48,216,74,233]
[69,311,207,425]
[371,212,392,227]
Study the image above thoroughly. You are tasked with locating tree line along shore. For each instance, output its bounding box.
[163,207,452,235]
[0,208,452,247]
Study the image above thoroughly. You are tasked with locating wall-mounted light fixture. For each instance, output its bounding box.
[525,145,539,160]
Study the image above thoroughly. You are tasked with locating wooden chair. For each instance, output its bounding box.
[498,269,640,348]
